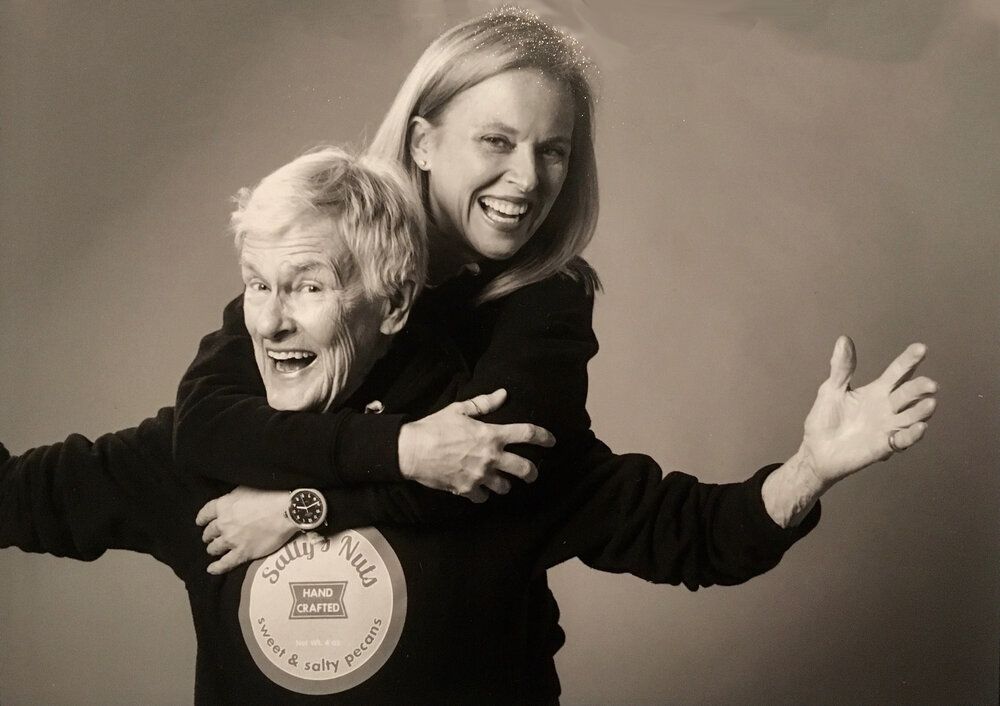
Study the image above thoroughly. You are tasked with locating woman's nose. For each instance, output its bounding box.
[505,148,539,193]
[258,294,296,339]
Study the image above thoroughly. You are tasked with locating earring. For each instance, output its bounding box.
[418,160,428,169]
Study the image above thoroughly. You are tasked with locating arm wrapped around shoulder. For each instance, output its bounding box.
[173,295,406,488]
[541,444,821,590]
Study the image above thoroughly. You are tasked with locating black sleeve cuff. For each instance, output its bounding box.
[742,463,822,550]
[330,413,407,483]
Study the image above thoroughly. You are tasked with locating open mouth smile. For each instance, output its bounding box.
[267,349,317,374]
[478,196,531,229]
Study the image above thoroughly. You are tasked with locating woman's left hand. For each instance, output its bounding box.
[196,486,298,574]
[797,336,938,492]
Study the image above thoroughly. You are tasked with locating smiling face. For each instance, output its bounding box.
[240,218,389,412]
[414,69,576,264]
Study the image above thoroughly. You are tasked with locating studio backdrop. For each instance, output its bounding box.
[1,1,997,704]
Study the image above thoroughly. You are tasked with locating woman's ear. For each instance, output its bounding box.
[409,116,434,171]
[380,280,416,335]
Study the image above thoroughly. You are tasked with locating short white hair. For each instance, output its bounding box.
[231,146,427,299]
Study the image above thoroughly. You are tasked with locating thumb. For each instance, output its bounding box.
[457,388,507,417]
[827,335,856,390]
[195,499,217,527]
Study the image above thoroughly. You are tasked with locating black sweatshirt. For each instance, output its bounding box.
[2,269,820,702]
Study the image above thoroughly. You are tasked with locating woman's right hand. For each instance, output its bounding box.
[398,389,556,502]
[196,486,297,574]
[797,336,937,491]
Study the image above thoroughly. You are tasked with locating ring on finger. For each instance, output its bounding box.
[469,400,483,415]
[888,429,905,453]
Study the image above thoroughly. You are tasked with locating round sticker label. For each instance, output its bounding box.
[238,528,407,694]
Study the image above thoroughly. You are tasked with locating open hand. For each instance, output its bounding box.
[398,388,556,502]
[195,486,296,574]
[798,336,938,492]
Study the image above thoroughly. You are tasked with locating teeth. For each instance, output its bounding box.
[268,350,315,360]
[480,197,528,216]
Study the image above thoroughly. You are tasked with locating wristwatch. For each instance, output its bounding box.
[285,488,328,531]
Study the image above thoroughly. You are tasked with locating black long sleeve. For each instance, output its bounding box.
[536,440,821,589]
[0,409,189,570]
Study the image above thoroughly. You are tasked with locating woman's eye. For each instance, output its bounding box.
[302,284,322,294]
[541,145,567,160]
[246,281,269,293]
[482,135,513,151]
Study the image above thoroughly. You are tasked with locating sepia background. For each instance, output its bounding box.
[1,1,997,703]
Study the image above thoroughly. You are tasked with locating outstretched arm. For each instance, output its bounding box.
[538,442,822,588]
[0,410,175,563]
[540,338,937,586]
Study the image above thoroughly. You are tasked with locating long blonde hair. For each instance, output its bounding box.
[367,6,600,303]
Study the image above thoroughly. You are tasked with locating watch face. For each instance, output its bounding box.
[288,489,326,529]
